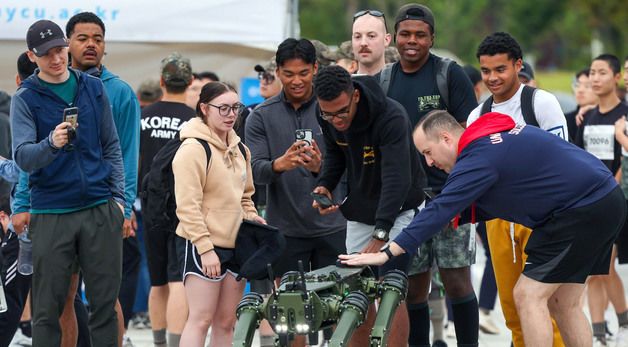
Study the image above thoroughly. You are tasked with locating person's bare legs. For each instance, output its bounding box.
[60,273,79,347]
[179,276,220,346]
[148,285,168,345]
[115,300,124,346]
[548,283,591,347]
[604,247,628,313]
[514,275,579,347]
[207,275,246,346]
[166,282,188,334]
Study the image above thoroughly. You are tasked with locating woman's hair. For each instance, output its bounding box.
[195,81,237,117]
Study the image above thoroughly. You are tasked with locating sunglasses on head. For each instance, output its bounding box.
[353,9,387,28]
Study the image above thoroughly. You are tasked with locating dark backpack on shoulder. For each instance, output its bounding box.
[141,135,248,233]
[141,136,210,233]
[379,56,453,109]
[479,85,539,126]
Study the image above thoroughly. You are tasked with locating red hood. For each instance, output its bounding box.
[457,112,516,156]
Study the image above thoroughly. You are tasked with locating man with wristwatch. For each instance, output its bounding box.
[312,65,426,346]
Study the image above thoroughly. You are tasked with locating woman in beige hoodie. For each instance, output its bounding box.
[173,82,265,347]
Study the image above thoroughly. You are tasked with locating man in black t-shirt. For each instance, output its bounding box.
[575,53,628,347]
[139,52,195,347]
[384,4,479,347]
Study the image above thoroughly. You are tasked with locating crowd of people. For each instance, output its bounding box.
[0,3,628,347]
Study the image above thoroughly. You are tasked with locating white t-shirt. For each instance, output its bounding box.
[466,84,568,140]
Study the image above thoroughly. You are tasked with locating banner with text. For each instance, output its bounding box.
[0,0,288,44]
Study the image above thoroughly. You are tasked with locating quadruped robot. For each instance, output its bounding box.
[232,261,408,347]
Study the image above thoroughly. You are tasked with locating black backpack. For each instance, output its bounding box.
[479,85,538,126]
[141,135,247,233]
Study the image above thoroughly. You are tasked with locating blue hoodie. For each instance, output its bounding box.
[100,66,140,218]
[10,68,124,211]
[395,112,618,254]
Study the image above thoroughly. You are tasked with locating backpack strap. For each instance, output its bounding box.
[378,63,394,95]
[520,85,539,127]
[480,96,493,116]
[194,138,212,169]
[435,57,453,110]
[237,142,248,161]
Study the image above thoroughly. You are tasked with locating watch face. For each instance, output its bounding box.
[375,230,389,240]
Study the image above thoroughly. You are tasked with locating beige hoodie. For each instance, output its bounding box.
[173,117,257,254]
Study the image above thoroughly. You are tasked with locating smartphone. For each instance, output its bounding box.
[310,192,334,209]
[63,107,78,128]
[295,129,313,147]
[423,188,437,200]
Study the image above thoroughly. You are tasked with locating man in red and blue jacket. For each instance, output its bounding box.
[341,111,626,347]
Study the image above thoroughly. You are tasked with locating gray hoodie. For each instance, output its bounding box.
[245,92,346,238]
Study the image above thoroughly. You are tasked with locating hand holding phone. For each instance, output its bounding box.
[310,192,334,209]
[63,107,78,143]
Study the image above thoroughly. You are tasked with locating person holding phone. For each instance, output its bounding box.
[312,65,426,346]
[10,20,125,347]
[173,82,265,346]
[245,38,347,347]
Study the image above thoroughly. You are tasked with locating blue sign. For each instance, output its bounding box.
[240,77,263,106]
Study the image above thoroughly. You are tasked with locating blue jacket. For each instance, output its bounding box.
[395,113,618,254]
[10,68,124,211]
[100,67,140,218]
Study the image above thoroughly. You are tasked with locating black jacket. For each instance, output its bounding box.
[317,75,426,231]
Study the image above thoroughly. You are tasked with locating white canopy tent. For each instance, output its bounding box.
[0,0,297,94]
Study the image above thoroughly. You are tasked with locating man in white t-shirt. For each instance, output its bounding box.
[466,32,567,347]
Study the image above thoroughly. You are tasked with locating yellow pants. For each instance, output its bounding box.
[486,219,565,347]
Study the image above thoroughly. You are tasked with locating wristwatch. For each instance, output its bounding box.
[372,228,389,242]
[381,245,394,260]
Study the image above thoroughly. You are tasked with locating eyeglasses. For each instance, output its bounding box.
[320,93,355,121]
[258,72,275,84]
[206,103,245,117]
[353,9,387,28]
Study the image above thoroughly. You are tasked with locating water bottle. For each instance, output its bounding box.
[17,228,33,276]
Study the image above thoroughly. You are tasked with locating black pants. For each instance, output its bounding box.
[30,201,123,347]
[0,231,31,346]
[119,236,140,328]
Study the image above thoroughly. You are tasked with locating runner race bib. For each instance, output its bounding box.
[583,125,614,160]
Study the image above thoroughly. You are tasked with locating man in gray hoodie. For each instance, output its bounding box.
[245,39,347,346]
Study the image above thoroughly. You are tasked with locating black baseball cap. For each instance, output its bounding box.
[27,20,68,57]
[394,3,435,33]
[519,61,535,81]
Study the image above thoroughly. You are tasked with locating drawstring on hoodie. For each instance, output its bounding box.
[509,222,516,263]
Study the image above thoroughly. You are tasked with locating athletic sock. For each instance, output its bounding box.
[618,310,628,327]
[152,328,167,347]
[592,322,607,344]
[407,301,430,347]
[167,332,181,347]
[451,293,479,346]
[429,297,446,341]
[19,320,32,338]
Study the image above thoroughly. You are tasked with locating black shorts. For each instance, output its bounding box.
[523,186,627,284]
[144,224,185,286]
[273,229,346,277]
[615,200,628,264]
[180,238,240,282]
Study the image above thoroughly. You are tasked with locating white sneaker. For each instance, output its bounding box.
[9,328,32,347]
[594,339,608,347]
[616,326,628,347]
[122,334,134,347]
[479,310,500,335]
[445,322,456,339]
